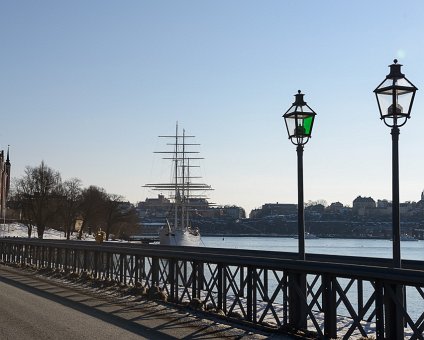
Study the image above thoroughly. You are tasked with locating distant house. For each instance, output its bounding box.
[352,196,376,216]
[137,194,172,218]
[327,201,344,213]
[250,203,297,218]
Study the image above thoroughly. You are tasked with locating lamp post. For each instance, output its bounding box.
[283,90,317,260]
[374,60,417,268]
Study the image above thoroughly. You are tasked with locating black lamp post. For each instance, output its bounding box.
[374,59,417,268]
[283,90,317,260]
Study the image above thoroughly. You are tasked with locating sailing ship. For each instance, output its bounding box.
[144,123,213,246]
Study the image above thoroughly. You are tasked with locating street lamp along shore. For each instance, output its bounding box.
[283,90,317,260]
[283,90,316,146]
[374,59,418,268]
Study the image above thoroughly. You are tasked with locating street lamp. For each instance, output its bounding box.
[283,90,317,260]
[374,59,417,268]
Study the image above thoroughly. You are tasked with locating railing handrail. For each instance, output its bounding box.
[2,237,423,285]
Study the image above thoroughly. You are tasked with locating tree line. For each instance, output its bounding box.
[9,161,138,240]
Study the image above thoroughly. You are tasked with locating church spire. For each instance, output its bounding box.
[6,145,10,164]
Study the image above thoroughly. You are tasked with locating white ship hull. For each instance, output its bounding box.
[159,227,201,246]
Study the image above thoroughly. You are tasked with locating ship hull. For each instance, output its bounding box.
[159,228,201,246]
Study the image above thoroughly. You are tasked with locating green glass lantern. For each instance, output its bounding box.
[283,90,316,145]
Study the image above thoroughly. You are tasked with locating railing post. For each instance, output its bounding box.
[384,282,404,339]
[73,249,77,273]
[263,269,269,302]
[106,252,111,279]
[322,274,337,338]
[246,266,253,323]
[239,266,245,297]
[375,280,385,339]
[123,255,127,285]
[63,248,68,273]
[169,258,175,301]
[94,251,98,279]
[134,255,140,283]
[129,255,134,284]
[152,257,159,286]
[197,262,204,294]
[217,263,223,312]
[283,272,288,325]
[119,254,124,284]
[192,261,198,299]
[54,247,59,269]
[288,270,307,330]
[83,249,88,272]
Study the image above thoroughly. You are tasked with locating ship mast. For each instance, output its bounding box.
[174,123,179,230]
[143,123,213,230]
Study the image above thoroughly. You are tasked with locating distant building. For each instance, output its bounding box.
[137,195,246,220]
[327,202,344,213]
[352,196,376,216]
[250,203,297,218]
[377,199,390,208]
[209,205,246,219]
[305,204,325,214]
[0,147,11,219]
[137,194,172,218]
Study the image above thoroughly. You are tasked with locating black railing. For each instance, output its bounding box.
[0,238,423,339]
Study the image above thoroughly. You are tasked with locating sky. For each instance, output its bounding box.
[2,1,424,215]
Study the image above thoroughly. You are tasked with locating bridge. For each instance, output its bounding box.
[0,238,423,339]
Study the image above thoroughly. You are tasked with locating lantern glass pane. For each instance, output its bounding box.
[378,78,393,90]
[286,105,299,114]
[377,90,413,116]
[377,78,415,93]
[303,116,313,135]
[397,91,414,114]
[395,78,414,88]
[376,92,392,116]
[289,120,297,137]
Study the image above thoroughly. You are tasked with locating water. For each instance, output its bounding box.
[201,236,424,336]
[201,236,424,260]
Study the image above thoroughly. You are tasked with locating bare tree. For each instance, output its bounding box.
[13,161,62,238]
[103,194,124,240]
[103,195,138,240]
[78,185,107,239]
[58,178,82,240]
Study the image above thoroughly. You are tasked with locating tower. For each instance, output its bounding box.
[5,146,10,195]
[0,146,11,220]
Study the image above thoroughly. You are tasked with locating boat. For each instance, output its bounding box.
[293,232,319,239]
[144,123,213,246]
[305,232,319,239]
[400,234,418,241]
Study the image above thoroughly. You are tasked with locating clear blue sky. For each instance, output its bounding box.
[1,1,424,214]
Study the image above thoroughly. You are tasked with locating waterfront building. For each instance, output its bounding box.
[137,194,172,218]
[327,201,344,213]
[352,196,376,216]
[249,203,297,218]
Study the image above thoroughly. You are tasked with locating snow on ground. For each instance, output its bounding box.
[0,223,95,240]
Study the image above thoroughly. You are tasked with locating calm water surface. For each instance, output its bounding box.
[201,236,424,260]
[201,236,424,323]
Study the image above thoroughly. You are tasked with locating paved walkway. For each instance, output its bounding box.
[0,265,296,339]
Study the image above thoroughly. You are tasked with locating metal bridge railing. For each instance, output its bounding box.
[0,238,423,339]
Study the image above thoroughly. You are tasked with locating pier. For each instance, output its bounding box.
[0,238,423,339]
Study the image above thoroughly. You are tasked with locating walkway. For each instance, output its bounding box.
[0,265,296,339]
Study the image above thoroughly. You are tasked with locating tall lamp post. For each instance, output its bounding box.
[374,59,417,268]
[283,90,317,260]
